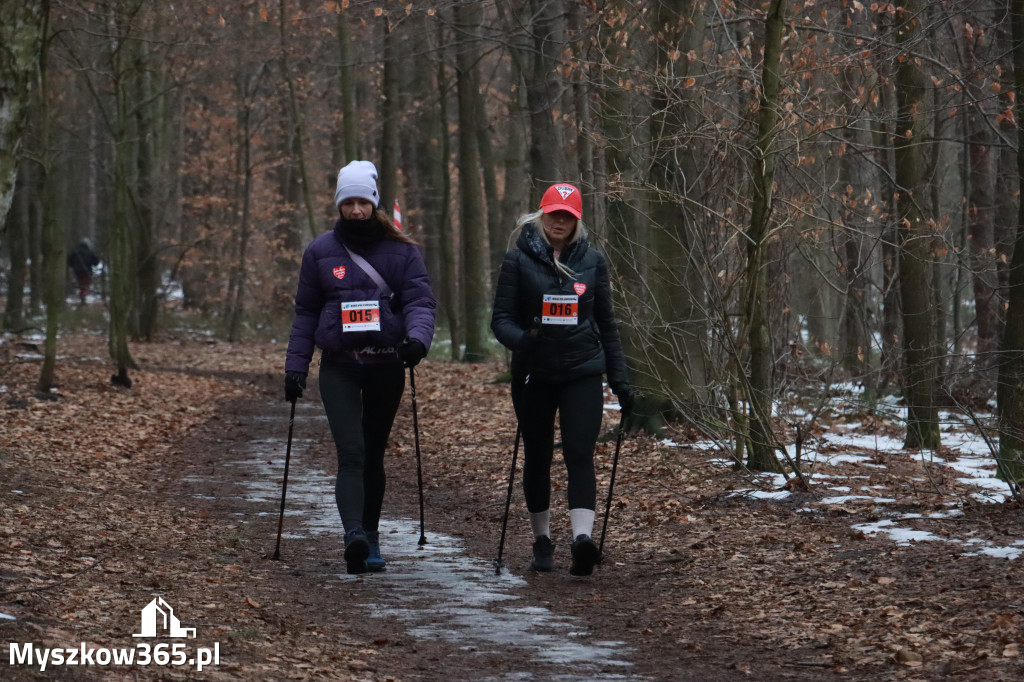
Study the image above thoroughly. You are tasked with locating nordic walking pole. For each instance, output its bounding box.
[272,399,297,561]
[493,426,521,575]
[409,366,427,546]
[598,412,626,561]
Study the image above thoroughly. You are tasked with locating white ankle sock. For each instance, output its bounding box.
[569,508,595,539]
[530,510,551,539]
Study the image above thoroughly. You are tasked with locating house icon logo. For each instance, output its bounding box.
[132,597,196,638]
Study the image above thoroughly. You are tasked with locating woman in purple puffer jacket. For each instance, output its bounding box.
[284,160,436,575]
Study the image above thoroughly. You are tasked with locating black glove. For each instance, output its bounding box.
[518,331,539,353]
[284,371,307,403]
[518,319,542,353]
[612,383,635,415]
[397,337,427,367]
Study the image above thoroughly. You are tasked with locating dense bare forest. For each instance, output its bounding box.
[4,2,1024,680]
[3,3,1024,494]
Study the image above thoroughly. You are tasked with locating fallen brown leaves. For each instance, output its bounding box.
[1,334,381,680]
[0,332,1022,681]
[391,361,1024,681]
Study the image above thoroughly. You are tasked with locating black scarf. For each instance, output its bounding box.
[334,215,385,248]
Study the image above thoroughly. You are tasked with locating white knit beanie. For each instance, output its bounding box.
[334,160,380,208]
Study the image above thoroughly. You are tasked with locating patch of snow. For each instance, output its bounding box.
[852,521,947,545]
[732,489,792,500]
[817,452,871,466]
[820,495,896,505]
[963,543,1024,560]
[820,432,905,453]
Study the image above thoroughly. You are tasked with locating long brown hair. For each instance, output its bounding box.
[375,208,417,245]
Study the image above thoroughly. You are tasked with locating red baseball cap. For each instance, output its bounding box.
[539,183,582,220]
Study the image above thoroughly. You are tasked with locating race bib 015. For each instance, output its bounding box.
[342,300,381,332]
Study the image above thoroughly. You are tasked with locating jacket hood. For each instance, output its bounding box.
[517,222,587,268]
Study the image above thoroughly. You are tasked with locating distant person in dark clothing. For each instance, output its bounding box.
[67,238,100,304]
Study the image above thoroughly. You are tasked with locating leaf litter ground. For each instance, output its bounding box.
[1,333,1022,680]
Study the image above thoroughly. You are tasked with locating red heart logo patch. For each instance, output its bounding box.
[573,282,586,296]
[333,266,346,280]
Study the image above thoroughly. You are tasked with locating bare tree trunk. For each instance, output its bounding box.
[967,127,1000,358]
[870,64,902,389]
[839,198,872,376]
[134,40,159,340]
[996,0,1024,487]
[476,102,501,289]
[280,0,317,240]
[894,0,940,449]
[455,2,490,362]
[743,0,786,473]
[107,1,141,387]
[568,0,595,222]
[597,0,647,427]
[27,174,43,316]
[525,0,563,190]
[430,15,461,360]
[37,5,63,392]
[378,12,399,216]
[0,2,46,223]
[635,0,709,433]
[3,164,31,329]
[226,75,256,342]
[499,84,528,254]
[336,5,358,164]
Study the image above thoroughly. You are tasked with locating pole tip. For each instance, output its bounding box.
[418,536,427,546]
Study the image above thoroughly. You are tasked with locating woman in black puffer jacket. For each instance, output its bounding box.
[491,182,633,577]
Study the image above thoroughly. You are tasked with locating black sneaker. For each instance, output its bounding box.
[570,534,599,576]
[344,529,369,575]
[529,535,555,572]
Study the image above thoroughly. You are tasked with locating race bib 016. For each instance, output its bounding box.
[342,300,381,332]
[542,294,578,325]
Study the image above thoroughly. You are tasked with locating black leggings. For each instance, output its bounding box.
[511,373,604,513]
[318,361,405,533]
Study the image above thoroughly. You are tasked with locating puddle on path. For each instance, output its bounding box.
[186,406,640,681]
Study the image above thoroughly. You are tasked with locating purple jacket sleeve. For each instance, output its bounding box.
[399,246,436,351]
[285,244,324,374]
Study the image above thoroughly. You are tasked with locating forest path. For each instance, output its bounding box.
[183,395,641,681]
[4,335,1021,681]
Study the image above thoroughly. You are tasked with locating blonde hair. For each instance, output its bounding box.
[510,210,587,278]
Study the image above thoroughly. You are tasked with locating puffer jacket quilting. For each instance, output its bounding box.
[491,222,628,387]
[285,224,436,373]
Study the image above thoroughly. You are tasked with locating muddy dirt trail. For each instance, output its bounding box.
[181,391,650,681]
[161,370,862,682]
[4,341,1021,681]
